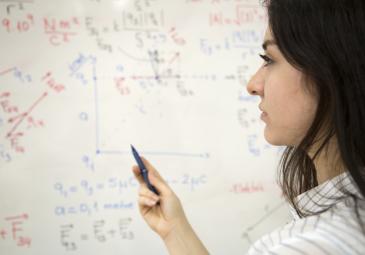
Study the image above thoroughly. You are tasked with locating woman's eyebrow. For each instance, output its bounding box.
[262,39,276,50]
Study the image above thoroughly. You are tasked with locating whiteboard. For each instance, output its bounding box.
[0,0,291,254]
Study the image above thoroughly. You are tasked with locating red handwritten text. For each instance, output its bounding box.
[1,14,34,33]
[43,17,80,46]
[0,213,31,248]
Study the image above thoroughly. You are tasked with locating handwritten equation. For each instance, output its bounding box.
[54,173,208,198]
[55,200,135,217]
[60,217,134,251]
[0,213,31,248]
[0,68,65,157]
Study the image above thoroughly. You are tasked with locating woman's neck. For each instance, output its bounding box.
[308,136,345,184]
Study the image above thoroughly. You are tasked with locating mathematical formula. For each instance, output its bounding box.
[0,213,31,248]
[60,217,134,251]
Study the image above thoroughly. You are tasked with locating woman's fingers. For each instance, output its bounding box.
[148,170,171,195]
[138,186,160,207]
[132,165,145,184]
[139,186,160,201]
[141,157,164,179]
[132,157,172,195]
[132,157,164,184]
[138,194,160,207]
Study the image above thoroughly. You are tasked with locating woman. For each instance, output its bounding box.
[132,0,365,254]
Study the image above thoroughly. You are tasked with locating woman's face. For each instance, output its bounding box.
[247,28,318,146]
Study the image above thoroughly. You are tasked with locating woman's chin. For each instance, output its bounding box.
[263,128,287,146]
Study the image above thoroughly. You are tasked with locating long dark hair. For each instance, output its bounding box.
[262,0,365,218]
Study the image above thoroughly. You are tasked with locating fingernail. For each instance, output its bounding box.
[152,195,159,201]
[148,200,156,206]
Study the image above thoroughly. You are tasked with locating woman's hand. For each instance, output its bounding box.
[132,157,187,239]
[132,157,210,255]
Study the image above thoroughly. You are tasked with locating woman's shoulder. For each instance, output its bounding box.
[247,196,365,255]
[247,207,365,255]
[247,171,365,254]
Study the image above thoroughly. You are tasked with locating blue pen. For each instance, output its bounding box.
[131,145,159,195]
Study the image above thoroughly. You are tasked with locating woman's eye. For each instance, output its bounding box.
[259,54,273,66]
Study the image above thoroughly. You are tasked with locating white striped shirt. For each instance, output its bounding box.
[247,171,365,255]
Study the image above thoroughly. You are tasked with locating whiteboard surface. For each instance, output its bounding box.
[0,0,291,254]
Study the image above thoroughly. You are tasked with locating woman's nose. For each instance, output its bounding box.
[246,66,265,96]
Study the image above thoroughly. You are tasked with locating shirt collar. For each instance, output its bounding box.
[290,171,363,219]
